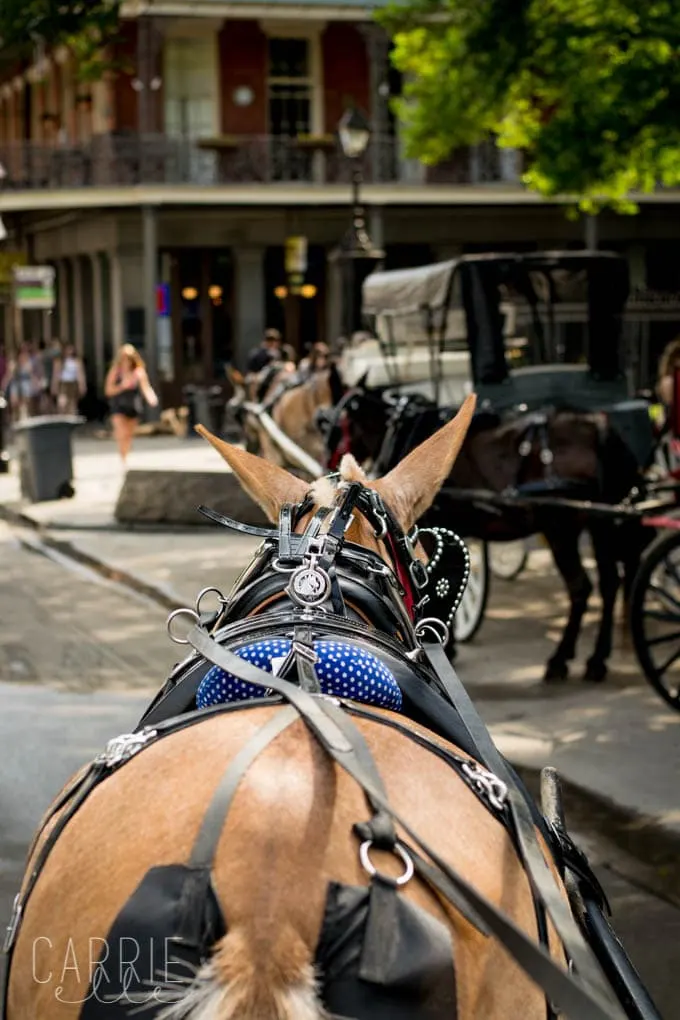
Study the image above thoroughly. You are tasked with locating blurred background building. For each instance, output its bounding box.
[0,0,678,408]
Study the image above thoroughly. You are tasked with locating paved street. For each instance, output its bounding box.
[0,521,679,1015]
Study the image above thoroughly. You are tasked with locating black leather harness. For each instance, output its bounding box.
[2,481,657,1020]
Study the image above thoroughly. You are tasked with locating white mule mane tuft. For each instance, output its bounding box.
[309,455,369,508]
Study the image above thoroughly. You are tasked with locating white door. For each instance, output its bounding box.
[164,35,218,184]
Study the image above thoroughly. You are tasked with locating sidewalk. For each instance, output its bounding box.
[2,432,680,892]
[0,430,227,529]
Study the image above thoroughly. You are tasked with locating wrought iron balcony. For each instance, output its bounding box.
[0,133,523,191]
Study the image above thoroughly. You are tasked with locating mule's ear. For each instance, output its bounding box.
[372,393,476,532]
[196,425,309,522]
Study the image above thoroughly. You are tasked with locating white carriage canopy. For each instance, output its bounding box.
[362,252,630,387]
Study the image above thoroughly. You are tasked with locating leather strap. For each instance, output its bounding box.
[197,504,275,538]
[188,626,623,1020]
[293,624,322,694]
[189,706,299,870]
[422,642,613,1003]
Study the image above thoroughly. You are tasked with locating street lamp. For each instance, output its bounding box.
[335,107,384,339]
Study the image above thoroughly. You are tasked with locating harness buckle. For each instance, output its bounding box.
[409,559,430,590]
[366,491,388,539]
[94,728,159,769]
[292,640,319,665]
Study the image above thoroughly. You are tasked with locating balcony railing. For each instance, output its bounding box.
[0,133,524,191]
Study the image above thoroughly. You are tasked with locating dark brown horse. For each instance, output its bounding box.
[322,384,648,683]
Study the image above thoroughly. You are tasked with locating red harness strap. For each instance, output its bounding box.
[385,531,417,620]
[328,412,352,471]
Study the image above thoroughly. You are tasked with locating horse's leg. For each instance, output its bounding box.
[583,523,620,682]
[543,526,593,682]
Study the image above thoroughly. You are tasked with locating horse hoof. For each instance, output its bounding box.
[544,660,569,683]
[583,660,608,683]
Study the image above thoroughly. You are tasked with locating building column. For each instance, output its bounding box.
[110,251,124,351]
[627,243,646,292]
[234,248,265,368]
[55,258,70,343]
[142,206,159,407]
[90,252,106,392]
[584,215,599,250]
[71,255,85,356]
[326,250,343,346]
[369,208,384,253]
[360,25,392,182]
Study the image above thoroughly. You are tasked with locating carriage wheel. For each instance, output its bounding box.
[454,539,490,643]
[630,528,680,711]
[489,540,529,581]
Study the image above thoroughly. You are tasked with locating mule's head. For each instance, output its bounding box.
[323,384,389,471]
[197,392,476,555]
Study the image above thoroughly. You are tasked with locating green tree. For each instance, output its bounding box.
[0,0,122,80]
[382,0,680,212]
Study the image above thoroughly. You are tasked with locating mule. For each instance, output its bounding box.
[323,384,649,683]
[228,362,344,467]
[4,398,627,1020]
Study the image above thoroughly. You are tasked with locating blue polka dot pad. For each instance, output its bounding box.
[196,638,403,712]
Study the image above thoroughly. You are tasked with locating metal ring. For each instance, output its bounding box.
[359,840,414,887]
[415,617,450,647]
[271,558,296,573]
[195,586,228,616]
[166,607,200,645]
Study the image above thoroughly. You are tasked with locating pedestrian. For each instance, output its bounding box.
[656,337,680,413]
[41,338,63,412]
[246,328,283,374]
[298,341,331,379]
[104,344,159,464]
[52,342,86,414]
[2,344,43,422]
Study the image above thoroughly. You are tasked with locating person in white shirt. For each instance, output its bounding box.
[51,343,86,415]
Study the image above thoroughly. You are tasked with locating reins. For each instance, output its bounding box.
[180,480,625,1019]
[2,477,638,1020]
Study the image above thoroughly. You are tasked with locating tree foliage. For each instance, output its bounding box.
[0,0,122,80]
[381,0,680,212]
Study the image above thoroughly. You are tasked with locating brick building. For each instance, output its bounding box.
[0,0,678,406]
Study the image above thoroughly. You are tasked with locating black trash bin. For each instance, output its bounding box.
[12,415,85,502]
[0,395,9,474]
[182,385,225,438]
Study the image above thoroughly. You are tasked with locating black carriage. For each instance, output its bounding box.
[345,252,680,707]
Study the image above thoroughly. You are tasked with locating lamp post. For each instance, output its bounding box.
[335,107,384,340]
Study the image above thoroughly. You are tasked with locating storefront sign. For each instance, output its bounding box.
[13,265,56,309]
[284,236,308,275]
[285,236,308,295]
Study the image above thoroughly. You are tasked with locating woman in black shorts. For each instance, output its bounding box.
[104,344,159,464]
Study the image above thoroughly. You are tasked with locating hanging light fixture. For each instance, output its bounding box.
[337,107,371,159]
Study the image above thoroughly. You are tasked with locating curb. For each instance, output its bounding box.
[0,503,227,535]
[0,503,181,611]
[3,499,680,905]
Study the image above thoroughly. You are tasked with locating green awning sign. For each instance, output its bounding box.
[13,265,56,310]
